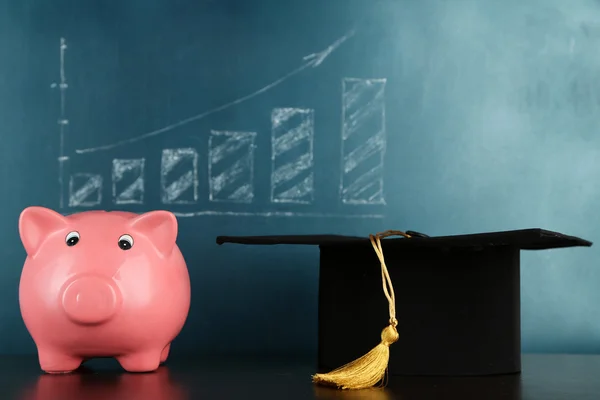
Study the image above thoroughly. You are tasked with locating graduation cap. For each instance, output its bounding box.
[216,228,592,390]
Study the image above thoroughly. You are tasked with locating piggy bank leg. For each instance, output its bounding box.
[38,347,83,374]
[160,343,171,364]
[117,349,163,373]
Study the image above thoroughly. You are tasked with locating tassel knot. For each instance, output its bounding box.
[380,325,399,347]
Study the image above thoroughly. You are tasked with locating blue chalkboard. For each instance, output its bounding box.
[1,0,599,356]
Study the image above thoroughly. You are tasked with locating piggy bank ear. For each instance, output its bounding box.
[19,206,68,256]
[129,211,178,257]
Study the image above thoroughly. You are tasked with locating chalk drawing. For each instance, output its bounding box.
[51,38,69,208]
[112,158,145,204]
[271,108,315,204]
[69,173,102,207]
[173,210,384,219]
[54,30,386,219]
[340,78,387,205]
[160,148,199,204]
[208,131,256,203]
[74,29,356,154]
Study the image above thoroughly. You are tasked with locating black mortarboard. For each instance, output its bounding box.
[216,228,592,390]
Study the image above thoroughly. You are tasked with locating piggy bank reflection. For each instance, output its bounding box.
[22,366,188,400]
[18,207,191,373]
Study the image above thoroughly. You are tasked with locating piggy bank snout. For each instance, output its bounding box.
[60,276,121,325]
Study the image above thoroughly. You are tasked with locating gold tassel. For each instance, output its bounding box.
[312,230,410,390]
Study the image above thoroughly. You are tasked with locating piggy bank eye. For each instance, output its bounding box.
[65,231,80,247]
[118,234,134,250]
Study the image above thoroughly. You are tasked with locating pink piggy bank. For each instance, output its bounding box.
[18,206,191,374]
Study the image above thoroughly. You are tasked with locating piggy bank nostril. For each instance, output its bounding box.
[60,276,121,325]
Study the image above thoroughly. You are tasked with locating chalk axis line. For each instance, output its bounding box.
[55,30,387,219]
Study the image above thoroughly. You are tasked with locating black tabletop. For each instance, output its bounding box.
[1,353,598,399]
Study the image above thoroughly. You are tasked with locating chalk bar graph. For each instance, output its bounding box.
[340,78,387,205]
[65,78,387,216]
[209,130,256,203]
[271,108,315,204]
[56,30,389,218]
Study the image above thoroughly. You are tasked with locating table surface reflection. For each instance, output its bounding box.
[0,353,598,399]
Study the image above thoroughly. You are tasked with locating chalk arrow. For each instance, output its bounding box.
[76,28,357,154]
[303,29,355,67]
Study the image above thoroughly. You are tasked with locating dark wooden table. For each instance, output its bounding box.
[1,354,598,399]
